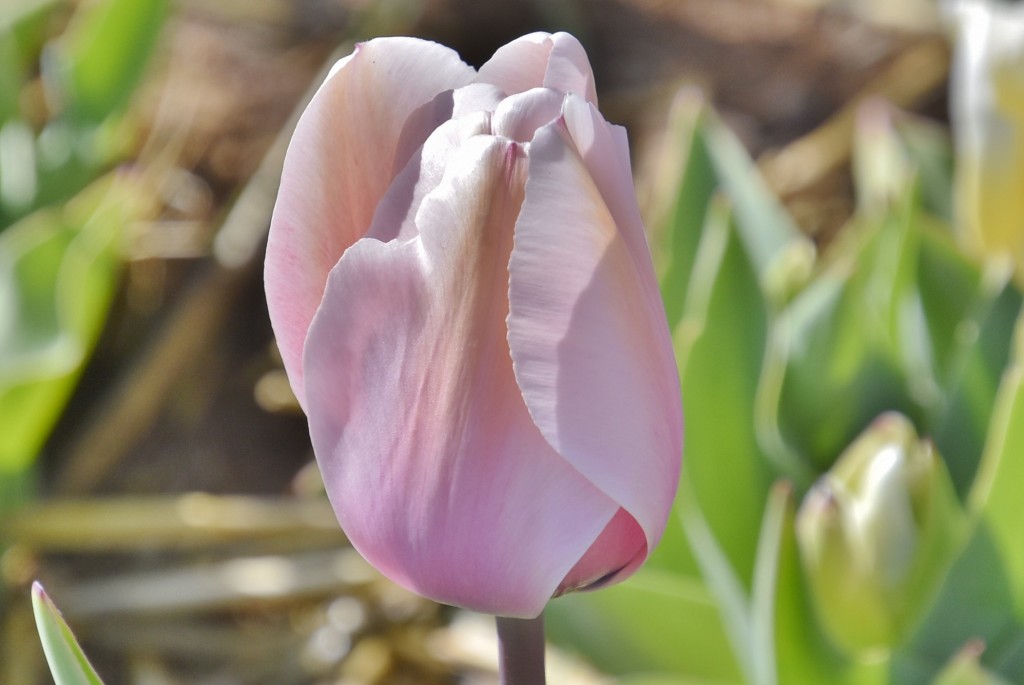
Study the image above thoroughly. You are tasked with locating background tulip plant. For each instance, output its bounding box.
[14,0,1024,683]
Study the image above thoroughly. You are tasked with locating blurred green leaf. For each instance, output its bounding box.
[924,245,1021,495]
[675,199,779,592]
[43,0,168,126]
[761,189,926,473]
[0,173,149,473]
[0,0,62,62]
[32,581,105,685]
[0,30,24,126]
[546,566,742,682]
[619,675,732,685]
[895,520,1021,684]
[896,325,1024,682]
[657,95,814,322]
[658,92,717,330]
[700,112,815,307]
[968,313,1024,615]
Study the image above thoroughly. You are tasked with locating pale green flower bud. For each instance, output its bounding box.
[796,413,963,656]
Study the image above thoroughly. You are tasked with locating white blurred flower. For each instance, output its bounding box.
[947,0,1024,270]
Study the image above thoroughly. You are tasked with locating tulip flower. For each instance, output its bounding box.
[947,0,1024,270]
[264,32,682,619]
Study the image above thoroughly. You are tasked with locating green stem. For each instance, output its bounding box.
[496,613,546,685]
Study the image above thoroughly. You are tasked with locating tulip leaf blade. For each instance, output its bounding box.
[657,91,717,331]
[42,0,168,126]
[969,313,1024,616]
[0,174,147,473]
[32,582,105,685]
[759,186,928,475]
[674,199,777,593]
[546,567,742,682]
[698,111,814,307]
[924,248,1021,496]
[896,332,1024,682]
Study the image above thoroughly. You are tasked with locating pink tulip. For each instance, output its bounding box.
[265,32,682,618]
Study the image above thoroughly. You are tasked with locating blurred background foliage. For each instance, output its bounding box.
[2,0,1022,684]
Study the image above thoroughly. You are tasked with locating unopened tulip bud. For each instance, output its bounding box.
[947,0,1024,269]
[796,413,962,656]
[265,33,682,618]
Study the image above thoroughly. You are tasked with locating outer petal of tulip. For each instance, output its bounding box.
[476,32,598,105]
[265,37,475,407]
[303,135,622,617]
[507,100,683,562]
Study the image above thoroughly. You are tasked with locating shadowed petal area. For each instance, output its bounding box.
[265,37,475,408]
[366,112,492,243]
[507,121,683,561]
[303,136,619,617]
[476,32,598,105]
[558,507,647,595]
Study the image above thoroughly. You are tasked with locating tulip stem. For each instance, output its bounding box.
[496,613,546,685]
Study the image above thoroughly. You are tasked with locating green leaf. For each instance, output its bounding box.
[43,0,168,125]
[0,0,61,62]
[0,174,148,473]
[897,327,1024,682]
[699,112,815,307]
[676,200,779,590]
[619,675,734,685]
[895,519,1024,683]
[32,581,105,685]
[760,190,926,473]
[0,29,24,127]
[546,567,742,682]
[657,92,717,330]
[968,313,1024,615]
[656,95,814,324]
[925,250,1021,496]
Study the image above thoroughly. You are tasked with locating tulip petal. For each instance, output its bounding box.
[303,135,620,617]
[477,32,598,105]
[452,83,505,118]
[558,507,647,594]
[507,116,683,559]
[366,111,492,243]
[266,37,475,407]
[492,88,565,143]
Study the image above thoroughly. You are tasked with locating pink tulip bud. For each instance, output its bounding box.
[265,33,683,618]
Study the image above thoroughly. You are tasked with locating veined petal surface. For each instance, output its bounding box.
[303,135,621,617]
[266,37,474,406]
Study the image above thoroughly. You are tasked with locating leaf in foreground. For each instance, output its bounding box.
[31,581,104,685]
